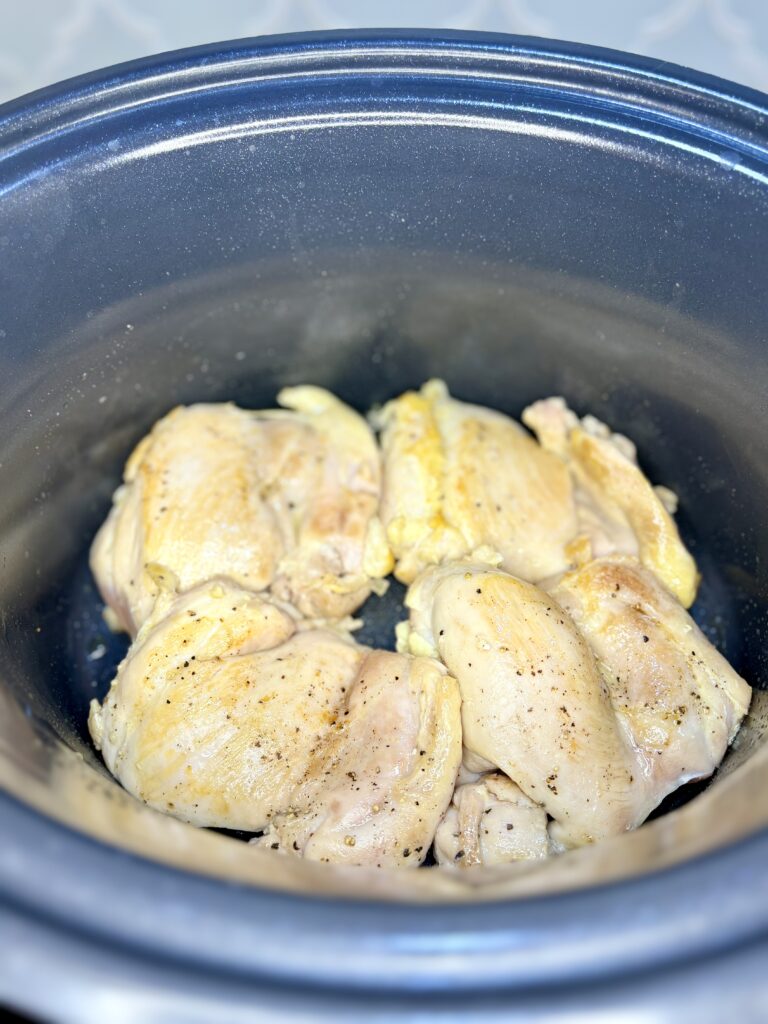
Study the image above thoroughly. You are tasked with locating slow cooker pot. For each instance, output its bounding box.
[1,30,767,1022]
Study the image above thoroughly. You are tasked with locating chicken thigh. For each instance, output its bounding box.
[91,387,392,634]
[434,773,551,868]
[259,651,462,867]
[401,560,641,848]
[373,380,577,585]
[404,558,750,850]
[523,397,698,607]
[263,386,392,618]
[89,579,367,831]
[550,556,751,806]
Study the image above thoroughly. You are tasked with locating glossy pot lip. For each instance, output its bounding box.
[1,28,768,995]
[2,28,768,174]
[3,785,768,995]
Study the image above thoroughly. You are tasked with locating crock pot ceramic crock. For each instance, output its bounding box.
[1,30,767,1022]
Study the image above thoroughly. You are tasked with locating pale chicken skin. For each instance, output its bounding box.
[87,379,749,871]
[259,651,462,867]
[434,773,551,868]
[550,556,751,806]
[88,579,368,831]
[262,387,392,618]
[373,379,578,585]
[91,387,392,635]
[403,558,750,851]
[523,397,698,607]
[402,560,642,848]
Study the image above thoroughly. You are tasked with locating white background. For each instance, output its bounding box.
[1,0,768,105]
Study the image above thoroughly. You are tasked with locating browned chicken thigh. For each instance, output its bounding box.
[373,379,577,585]
[402,560,641,849]
[523,397,698,607]
[402,557,750,851]
[550,556,751,809]
[91,387,392,635]
[88,579,365,830]
[90,578,462,862]
[259,650,462,867]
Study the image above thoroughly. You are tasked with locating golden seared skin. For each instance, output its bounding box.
[523,397,699,607]
[373,379,577,585]
[551,556,751,804]
[91,387,392,635]
[434,773,551,868]
[259,651,462,868]
[262,386,392,618]
[401,561,641,849]
[90,403,282,635]
[88,579,367,831]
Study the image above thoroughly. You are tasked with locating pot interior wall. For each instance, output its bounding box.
[0,81,767,894]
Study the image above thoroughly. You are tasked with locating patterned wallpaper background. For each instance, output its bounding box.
[1,0,768,105]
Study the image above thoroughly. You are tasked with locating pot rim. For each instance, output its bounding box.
[1,28,768,171]
[2,786,768,994]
